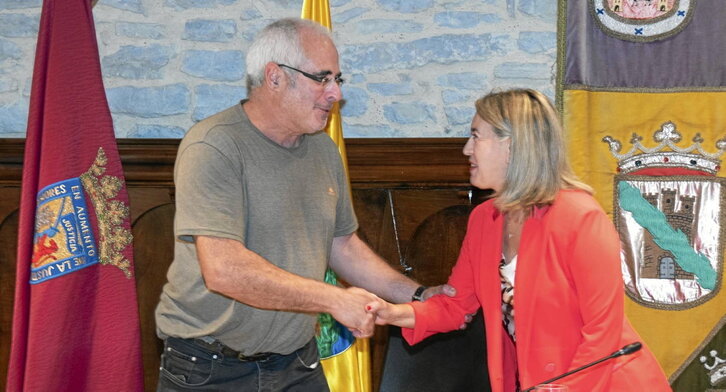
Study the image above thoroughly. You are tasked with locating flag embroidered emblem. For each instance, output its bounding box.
[603,122,726,309]
[32,176,99,283]
[31,147,133,284]
[590,0,696,42]
[615,176,723,308]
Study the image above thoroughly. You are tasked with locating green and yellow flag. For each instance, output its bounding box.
[302,1,371,391]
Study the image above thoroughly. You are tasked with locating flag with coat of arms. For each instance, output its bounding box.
[6,0,144,390]
[558,1,726,390]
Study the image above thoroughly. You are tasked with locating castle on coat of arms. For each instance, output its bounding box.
[640,190,695,280]
[603,121,725,304]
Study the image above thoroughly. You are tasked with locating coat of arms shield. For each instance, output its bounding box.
[590,0,696,42]
[604,122,726,309]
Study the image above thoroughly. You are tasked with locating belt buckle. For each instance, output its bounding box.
[196,337,273,362]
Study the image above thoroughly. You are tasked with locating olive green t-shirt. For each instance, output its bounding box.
[155,102,358,355]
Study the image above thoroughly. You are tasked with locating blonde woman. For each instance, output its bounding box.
[370,89,670,392]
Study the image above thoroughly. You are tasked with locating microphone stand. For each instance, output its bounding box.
[519,342,642,392]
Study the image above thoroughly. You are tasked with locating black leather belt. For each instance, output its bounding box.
[192,338,276,362]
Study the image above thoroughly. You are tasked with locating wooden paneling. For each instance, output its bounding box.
[128,189,175,391]
[0,138,491,392]
[0,187,20,390]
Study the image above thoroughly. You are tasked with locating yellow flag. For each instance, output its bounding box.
[301,0,349,172]
[563,89,726,379]
[558,2,726,388]
[301,1,371,391]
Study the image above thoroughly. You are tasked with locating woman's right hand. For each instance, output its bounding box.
[366,300,416,329]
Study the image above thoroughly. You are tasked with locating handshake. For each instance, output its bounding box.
[331,285,470,338]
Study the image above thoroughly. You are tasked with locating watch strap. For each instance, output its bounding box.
[411,285,428,302]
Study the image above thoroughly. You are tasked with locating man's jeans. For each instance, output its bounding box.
[157,337,330,391]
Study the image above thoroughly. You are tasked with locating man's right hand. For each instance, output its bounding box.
[329,287,383,338]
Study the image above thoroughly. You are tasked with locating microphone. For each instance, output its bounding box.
[615,342,642,356]
[519,342,642,392]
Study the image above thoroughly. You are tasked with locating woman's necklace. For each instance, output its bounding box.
[503,210,527,263]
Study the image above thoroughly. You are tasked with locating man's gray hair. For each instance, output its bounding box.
[246,18,333,90]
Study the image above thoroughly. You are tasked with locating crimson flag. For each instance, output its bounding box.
[6,0,144,390]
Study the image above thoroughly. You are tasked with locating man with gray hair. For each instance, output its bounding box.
[154,18,457,391]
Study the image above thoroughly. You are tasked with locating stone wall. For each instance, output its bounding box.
[0,0,557,138]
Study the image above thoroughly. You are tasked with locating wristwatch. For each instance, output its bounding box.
[411,286,428,302]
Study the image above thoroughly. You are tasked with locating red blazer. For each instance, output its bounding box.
[403,190,671,392]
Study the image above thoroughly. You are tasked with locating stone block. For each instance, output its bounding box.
[0,38,22,62]
[444,106,475,125]
[182,50,244,81]
[0,76,18,93]
[0,14,39,38]
[0,102,27,134]
[350,74,366,84]
[342,33,507,73]
[442,89,475,105]
[436,72,487,90]
[240,21,269,42]
[340,86,368,117]
[102,44,172,79]
[331,0,352,7]
[268,0,299,9]
[104,0,144,14]
[129,124,186,138]
[193,84,246,121]
[337,7,368,23]
[355,19,423,34]
[107,84,190,118]
[240,9,262,20]
[116,22,165,39]
[518,0,557,21]
[494,62,550,79]
[165,0,235,11]
[434,11,500,28]
[0,0,40,9]
[518,31,556,54]
[183,19,237,42]
[384,102,436,124]
[377,0,434,14]
[367,82,413,96]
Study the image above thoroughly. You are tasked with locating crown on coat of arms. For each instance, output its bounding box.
[602,122,726,174]
[700,349,726,386]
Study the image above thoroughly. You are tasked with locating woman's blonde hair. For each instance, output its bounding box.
[474,88,591,211]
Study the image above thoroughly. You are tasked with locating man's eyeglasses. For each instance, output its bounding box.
[277,63,344,88]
